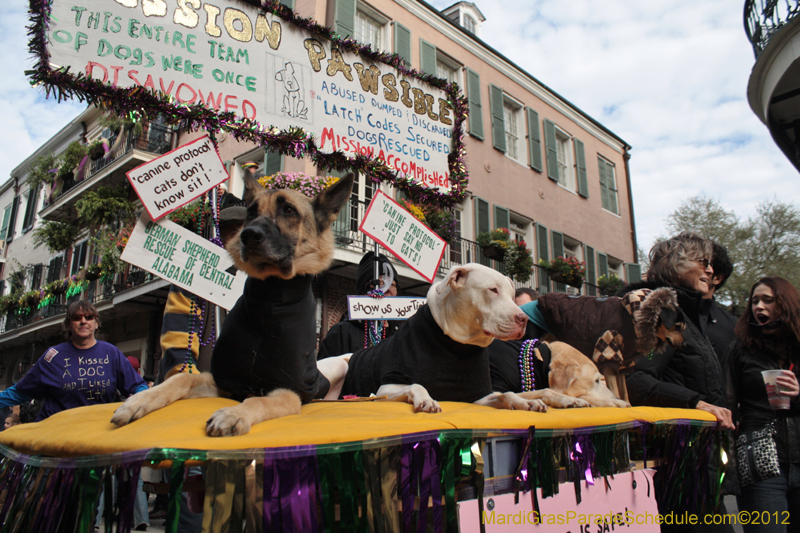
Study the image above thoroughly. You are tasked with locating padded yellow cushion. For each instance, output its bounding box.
[0,398,715,457]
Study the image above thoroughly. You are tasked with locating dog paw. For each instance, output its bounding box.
[613,399,631,408]
[110,396,151,426]
[206,407,251,437]
[522,399,548,412]
[565,398,591,408]
[414,398,441,413]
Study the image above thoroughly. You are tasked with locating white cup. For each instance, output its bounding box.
[762,370,790,410]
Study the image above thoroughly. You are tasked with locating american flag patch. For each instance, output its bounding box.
[44,348,58,363]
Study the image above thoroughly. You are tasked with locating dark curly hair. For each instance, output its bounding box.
[735,276,800,359]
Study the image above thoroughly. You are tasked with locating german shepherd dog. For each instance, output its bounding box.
[111,172,354,436]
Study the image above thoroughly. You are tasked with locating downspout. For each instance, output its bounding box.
[622,146,637,263]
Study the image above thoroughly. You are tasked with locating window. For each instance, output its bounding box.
[503,100,521,161]
[555,128,575,191]
[599,157,619,214]
[0,203,12,241]
[2,196,19,243]
[71,241,88,275]
[462,15,476,34]
[355,9,384,50]
[436,58,459,85]
[47,255,64,283]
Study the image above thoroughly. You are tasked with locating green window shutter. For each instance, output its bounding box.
[334,0,355,37]
[626,263,642,283]
[536,223,549,294]
[71,241,88,275]
[551,231,565,292]
[493,205,509,230]
[607,164,619,215]
[527,108,542,172]
[280,0,294,7]
[0,204,11,241]
[489,85,506,153]
[551,231,564,259]
[598,252,609,279]
[466,68,484,140]
[598,157,610,211]
[22,186,39,233]
[264,147,283,176]
[6,196,19,243]
[543,119,559,182]
[585,245,596,296]
[475,197,490,266]
[575,139,588,198]
[420,39,437,76]
[394,23,411,66]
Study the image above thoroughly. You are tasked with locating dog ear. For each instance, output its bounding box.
[312,173,355,230]
[660,307,678,330]
[437,265,471,294]
[242,169,265,206]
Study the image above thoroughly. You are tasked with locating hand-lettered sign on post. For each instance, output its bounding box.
[127,136,228,221]
[347,296,426,321]
[121,212,245,309]
[359,191,446,283]
[31,0,468,202]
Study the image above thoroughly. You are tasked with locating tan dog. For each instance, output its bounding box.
[341,264,550,412]
[520,341,630,408]
[111,173,355,436]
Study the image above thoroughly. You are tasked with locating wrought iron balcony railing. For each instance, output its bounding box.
[745,0,800,57]
[42,122,173,208]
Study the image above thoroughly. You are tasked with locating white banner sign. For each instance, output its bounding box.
[127,136,229,221]
[359,191,446,283]
[121,213,245,309]
[347,296,425,320]
[45,1,454,191]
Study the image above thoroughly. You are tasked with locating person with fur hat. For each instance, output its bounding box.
[318,251,401,359]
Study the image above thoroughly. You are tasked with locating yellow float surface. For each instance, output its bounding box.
[0,398,716,457]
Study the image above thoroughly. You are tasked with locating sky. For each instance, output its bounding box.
[1,0,798,251]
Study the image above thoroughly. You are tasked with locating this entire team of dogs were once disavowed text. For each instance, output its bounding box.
[111,173,628,437]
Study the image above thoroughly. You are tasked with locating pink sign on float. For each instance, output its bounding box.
[126,135,229,221]
[458,470,660,533]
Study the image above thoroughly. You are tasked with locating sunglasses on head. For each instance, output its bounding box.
[71,313,96,322]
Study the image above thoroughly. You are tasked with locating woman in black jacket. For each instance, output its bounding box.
[725,277,800,532]
[623,232,734,429]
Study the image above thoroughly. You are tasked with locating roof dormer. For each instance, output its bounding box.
[441,2,486,38]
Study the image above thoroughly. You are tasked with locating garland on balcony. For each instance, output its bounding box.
[27,0,469,207]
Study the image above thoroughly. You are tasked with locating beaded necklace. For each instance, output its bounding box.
[363,287,387,348]
[518,339,539,392]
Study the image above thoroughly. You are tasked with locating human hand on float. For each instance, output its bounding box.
[776,370,799,397]
[695,400,735,430]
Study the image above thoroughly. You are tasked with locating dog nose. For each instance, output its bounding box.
[240,226,264,246]
[515,312,528,325]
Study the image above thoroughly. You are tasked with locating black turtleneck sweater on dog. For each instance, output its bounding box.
[211,274,330,403]
[341,304,493,403]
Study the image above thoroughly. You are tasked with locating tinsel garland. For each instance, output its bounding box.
[0,420,722,533]
[26,0,470,207]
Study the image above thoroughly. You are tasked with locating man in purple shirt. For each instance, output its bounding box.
[0,300,147,421]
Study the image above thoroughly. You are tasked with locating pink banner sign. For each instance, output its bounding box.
[458,470,660,533]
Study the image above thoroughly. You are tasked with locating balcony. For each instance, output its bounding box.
[0,266,162,336]
[745,0,800,57]
[331,198,604,295]
[39,122,173,222]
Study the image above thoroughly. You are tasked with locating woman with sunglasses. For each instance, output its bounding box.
[0,300,147,422]
[725,277,800,532]
[619,232,735,532]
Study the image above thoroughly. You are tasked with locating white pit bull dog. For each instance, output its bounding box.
[338,263,549,412]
